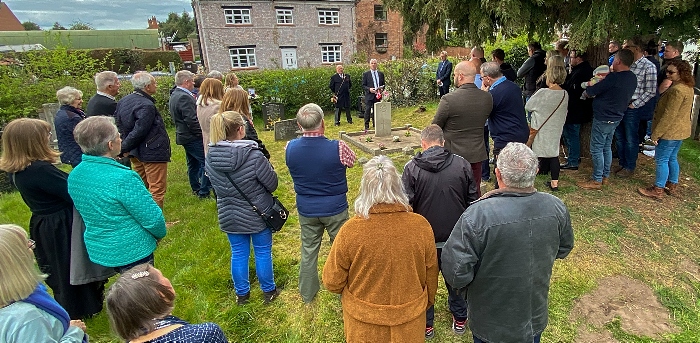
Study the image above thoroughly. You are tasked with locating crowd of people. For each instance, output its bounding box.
[0,35,694,342]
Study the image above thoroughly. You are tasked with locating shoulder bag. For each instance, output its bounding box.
[224,172,288,233]
[526,92,566,148]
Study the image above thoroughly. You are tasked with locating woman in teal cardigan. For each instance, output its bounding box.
[68,116,166,272]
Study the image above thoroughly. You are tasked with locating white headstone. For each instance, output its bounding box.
[374,101,392,137]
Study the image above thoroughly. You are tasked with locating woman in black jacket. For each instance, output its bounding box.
[54,86,87,167]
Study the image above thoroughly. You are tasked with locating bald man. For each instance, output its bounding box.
[432,61,493,190]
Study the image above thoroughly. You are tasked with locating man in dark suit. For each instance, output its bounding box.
[361,59,385,131]
[432,61,493,192]
[329,64,352,126]
[561,50,594,170]
[86,71,121,117]
[169,70,211,199]
[436,51,453,97]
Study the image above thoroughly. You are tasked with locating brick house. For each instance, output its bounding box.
[0,2,25,31]
[354,0,404,61]
[192,0,356,71]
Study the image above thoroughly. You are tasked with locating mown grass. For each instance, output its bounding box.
[2,102,700,342]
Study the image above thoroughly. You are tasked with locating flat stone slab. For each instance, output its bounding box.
[274,119,301,141]
[341,125,422,156]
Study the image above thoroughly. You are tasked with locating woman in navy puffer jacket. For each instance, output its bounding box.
[205,111,280,305]
[54,86,87,167]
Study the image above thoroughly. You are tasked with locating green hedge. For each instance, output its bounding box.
[88,49,182,74]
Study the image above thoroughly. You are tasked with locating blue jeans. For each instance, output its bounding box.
[654,139,682,187]
[182,139,211,196]
[562,123,581,167]
[590,119,620,182]
[227,230,276,296]
[482,125,490,180]
[473,333,541,343]
[615,107,641,171]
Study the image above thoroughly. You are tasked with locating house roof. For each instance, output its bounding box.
[0,3,25,31]
[0,29,160,49]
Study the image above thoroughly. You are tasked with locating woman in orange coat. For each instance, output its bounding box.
[323,155,438,343]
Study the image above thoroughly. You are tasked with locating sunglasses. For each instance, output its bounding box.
[28,239,36,250]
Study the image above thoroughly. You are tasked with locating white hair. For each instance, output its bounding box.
[207,70,224,80]
[73,116,120,156]
[496,142,538,188]
[175,70,194,86]
[94,71,118,91]
[56,86,83,105]
[354,156,410,219]
[296,103,324,131]
[480,62,503,78]
[131,72,154,90]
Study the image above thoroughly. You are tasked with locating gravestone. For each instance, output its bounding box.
[274,119,300,141]
[262,102,285,131]
[39,103,59,148]
[374,101,392,137]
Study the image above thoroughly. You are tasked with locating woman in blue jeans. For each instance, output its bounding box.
[639,59,695,200]
[205,111,280,305]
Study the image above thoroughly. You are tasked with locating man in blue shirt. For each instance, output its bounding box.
[578,49,638,190]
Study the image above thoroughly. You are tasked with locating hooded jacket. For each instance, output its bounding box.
[402,146,478,243]
[206,140,278,234]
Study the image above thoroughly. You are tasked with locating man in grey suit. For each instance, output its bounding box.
[432,61,493,193]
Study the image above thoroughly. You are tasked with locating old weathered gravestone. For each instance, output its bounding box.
[39,103,59,148]
[262,103,285,131]
[274,119,300,141]
[374,101,391,137]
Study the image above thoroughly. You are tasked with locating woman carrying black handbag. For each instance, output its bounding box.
[205,111,281,305]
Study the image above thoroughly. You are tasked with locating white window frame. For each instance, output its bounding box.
[318,10,339,25]
[276,9,293,24]
[224,8,251,25]
[321,45,342,63]
[229,47,257,68]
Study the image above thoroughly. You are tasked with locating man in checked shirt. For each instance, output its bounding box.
[614,36,658,178]
[285,103,356,303]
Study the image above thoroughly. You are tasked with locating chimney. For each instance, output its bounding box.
[147,16,159,29]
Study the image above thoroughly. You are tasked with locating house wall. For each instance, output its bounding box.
[355,0,403,62]
[193,0,356,71]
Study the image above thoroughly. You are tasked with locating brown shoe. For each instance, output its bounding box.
[616,169,634,178]
[638,185,664,200]
[664,182,678,196]
[612,165,624,174]
[602,177,609,185]
[577,180,602,190]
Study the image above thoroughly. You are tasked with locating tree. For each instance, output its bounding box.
[69,20,94,30]
[22,21,41,31]
[384,0,700,57]
[52,22,66,30]
[158,12,196,42]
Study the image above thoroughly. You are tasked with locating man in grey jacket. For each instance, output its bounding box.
[442,142,574,343]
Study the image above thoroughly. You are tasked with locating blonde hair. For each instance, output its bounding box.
[210,111,246,144]
[353,156,410,219]
[106,264,175,341]
[220,88,251,120]
[0,224,45,307]
[56,86,83,105]
[199,78,224,106]
[538,55,566,85]
[224,72,239,89]
[0,118,59,173]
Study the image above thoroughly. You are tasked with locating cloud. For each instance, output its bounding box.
[5,0,192,30]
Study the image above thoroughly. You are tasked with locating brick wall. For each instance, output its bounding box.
[355,0,403,62]
[193,0,356,71]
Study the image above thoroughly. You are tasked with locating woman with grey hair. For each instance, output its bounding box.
[106,264,228,342]
[54,86,87,167]
[323,156,438,342]
[67,116,167,273]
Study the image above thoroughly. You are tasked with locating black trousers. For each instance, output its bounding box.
[334,107,352,124]
[538,157,560,181]
[364,98,377,130]
[426,247,468,327]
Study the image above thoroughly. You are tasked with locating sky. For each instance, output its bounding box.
[4,0,193,30]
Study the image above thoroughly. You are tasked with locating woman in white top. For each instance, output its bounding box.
[196,78,225,155]
[525,56,569,191]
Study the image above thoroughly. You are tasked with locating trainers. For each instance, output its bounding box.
[263,288,281,304]
[452,317,467,335]
[425,326,435,340]
[236,292,250,305]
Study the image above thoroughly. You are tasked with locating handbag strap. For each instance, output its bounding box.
[536,92,566,130]
[224,172,266,218]
[333,75,346,97]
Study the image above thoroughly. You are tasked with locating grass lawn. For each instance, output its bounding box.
[2,102,700,342]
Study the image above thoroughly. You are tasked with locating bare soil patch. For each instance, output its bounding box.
[574,326,618,343]
[570,275,678,339]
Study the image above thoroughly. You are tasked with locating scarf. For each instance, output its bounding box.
[21,283,87,343]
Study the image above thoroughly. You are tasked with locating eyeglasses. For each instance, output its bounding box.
[28,239,36,250]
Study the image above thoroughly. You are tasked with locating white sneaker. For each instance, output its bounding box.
[643,150,655,157]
